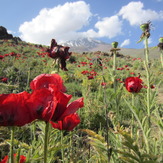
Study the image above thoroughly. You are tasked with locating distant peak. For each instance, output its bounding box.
[60,37,111,52]
[61,37,106,47]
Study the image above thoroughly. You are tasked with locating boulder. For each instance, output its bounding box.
[0,26,13,39]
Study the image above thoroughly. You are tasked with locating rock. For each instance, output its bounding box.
[0,26,13,40]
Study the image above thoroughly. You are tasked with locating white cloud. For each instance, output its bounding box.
[119,1,163,26]
[19,1,92,45]
[120,39,130,47]
[84,15,123,39]
[7,30,13,34]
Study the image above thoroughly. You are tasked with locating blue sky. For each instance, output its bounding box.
[1,0,163,48]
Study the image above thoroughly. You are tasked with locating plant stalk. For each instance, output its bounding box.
[9,127,15,163]
[160,50,163,68]
[26,67,30,91]
[131,94,135,137]
[103,85,111,162]
[144,36,151,127]
[113,50,116,93]
[44,122,50,163]
[102,64,111,162]
[61,130,64,163]
[113,50,120,118]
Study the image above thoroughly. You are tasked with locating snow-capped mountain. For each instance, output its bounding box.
[61,37,112,52]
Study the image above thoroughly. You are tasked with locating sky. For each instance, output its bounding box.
[1,0,163,48]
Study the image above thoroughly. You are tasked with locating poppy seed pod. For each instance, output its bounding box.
[159,37,163,43]
[140,23,149,32]
[157,38,163,50]
[111,41,118,48]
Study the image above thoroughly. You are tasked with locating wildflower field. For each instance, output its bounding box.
[0,24,163,163]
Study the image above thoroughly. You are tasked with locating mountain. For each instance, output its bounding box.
[0,26,21,42]
[61,37,160,58]
[61,37,112,52]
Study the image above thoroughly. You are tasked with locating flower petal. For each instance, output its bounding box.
[30,73,66,92]
[60,97,84,119]
[51,113,80,131]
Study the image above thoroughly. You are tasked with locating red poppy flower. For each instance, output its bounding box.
[81,70,89,75]
[51,88,84,122]
[125,77,143,93]
[14,154,26,163]
[101,82,107,86]
[0,154,26,163]
[9,52,17,56]
[0,155,8,163]
[33,87,84,123]
[1,78,8,83]
[130,72,135,75]
[51,113,80,131]
[30,74,66,92]
[0,89,55,126]
[89,70,97,76]
[19,155,26,163]
[150,85,155,89]
[0,91,33,126]
[30,74,84,123]
[80,62,87,66]
[0,55,4,60]
[87,75,94,80]
[117,67,124,70]
[27,88,57,122]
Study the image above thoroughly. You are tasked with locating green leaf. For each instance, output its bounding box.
[137,37,145,43]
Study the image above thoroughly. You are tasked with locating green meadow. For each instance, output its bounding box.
[0,33,162,163]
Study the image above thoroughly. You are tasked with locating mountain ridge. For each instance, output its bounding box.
[61,37,160,58]
[61,37,112,52]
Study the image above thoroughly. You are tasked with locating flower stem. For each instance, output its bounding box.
[26,67,30,91]
[44,122,50,163]
[101,62,112,162]
[160,50,163,68]
[61,130,64,163]
[103,81,111,162]
[131,94,135,137]
[9,127,15,163]
[113,50,120,117]
[57,59,60,73]
[113,50,116,93]
[144,36,151,127]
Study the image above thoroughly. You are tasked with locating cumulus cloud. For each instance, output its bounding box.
[84,15,123,39]
[119,1,163,26]
[120,39,130,47]
[19,1,161,45]
[7,30,13,34]
[19,1,92,45]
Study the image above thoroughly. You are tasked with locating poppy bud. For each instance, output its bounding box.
[140,23,149,32]
[159,37,163,43]
[111,41,118,48]
[157,38,163,50]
